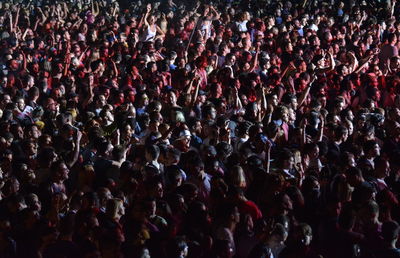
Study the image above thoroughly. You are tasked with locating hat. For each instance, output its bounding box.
[177,130,191,140]
[67,92,78,99]
[198,90,207,96]
[1,31,10,40]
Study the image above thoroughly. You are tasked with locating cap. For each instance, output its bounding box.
[67,92,78,99]
[177,130,191,140]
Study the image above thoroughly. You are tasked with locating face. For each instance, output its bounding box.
[58,163,70,181]
[241,95,248,106]
[228,55,236,66]
[347,122,354,136]
[168,92,176,105]
[373,144,381,157]
[27,142,38,156]
[17,98,25,111]
[98,95,107,107]
[14,126,24,139]
[148,15,156,25]
[281,111,289,123]
[118,202,125,218]
[154,183,163,198]
[47,99,58,111]
[141,94,149,106]
[377,161,390,178]
[2,95,11,106]
[271,95,279,106]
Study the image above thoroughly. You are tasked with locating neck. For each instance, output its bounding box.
[226,221,236,232]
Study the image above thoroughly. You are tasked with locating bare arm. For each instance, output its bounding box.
[8,11,13,33]
[13,6,20,32]
[353,54,373,74]
[66,130,82,168]
[33,18,40,32]
[315,52,335,74]
[189,78,201,108]
[82,76,94,109]
[348,52,359,74]
[209,5,220,20]
[185,75,197,94]
[391,0,397,17]
[110,60,119,77]
[233,86,243,110]
[315,114,325,143]
[156,25,165,38]
[37,7,47,26]
[139,4,152,29]
[264,141,272,174]
[297,76,314,108]
[248,47,259,73]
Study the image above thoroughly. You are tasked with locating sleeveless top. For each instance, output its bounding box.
[141,25,157,42]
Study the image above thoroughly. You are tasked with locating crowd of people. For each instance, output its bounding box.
[0,0,400,257]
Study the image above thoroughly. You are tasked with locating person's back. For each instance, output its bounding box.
[379,33,399,68]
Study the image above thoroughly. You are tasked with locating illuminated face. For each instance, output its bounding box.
[17,98,25,111]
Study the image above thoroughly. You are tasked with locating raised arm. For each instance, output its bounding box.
[297,76,314,108]
[209,5,220,20]
[66,130,82,168]
[248,45,260,73]
[347,52,359,74]
[264,140,272,174]
[314,51,335,74]
[189,78,201,109]
[315,113,325,143]
[13,6,20,32]
[139,4,151,29]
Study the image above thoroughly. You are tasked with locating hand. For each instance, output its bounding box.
[146,3,151,13]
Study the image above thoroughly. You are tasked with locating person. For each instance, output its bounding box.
[378,220,400,258]
[0,0,399,257]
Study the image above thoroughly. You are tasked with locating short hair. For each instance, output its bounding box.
[112,145,126,161]
[277,148,294,164]
[335,125,348,139]
[346,167,363,178]
[201,105,215,119]
[145,144,160,160]
[363,140,377,153]
[168,148,181,162]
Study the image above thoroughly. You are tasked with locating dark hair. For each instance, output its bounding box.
[363,140,377,154]
[145,144,160,160]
